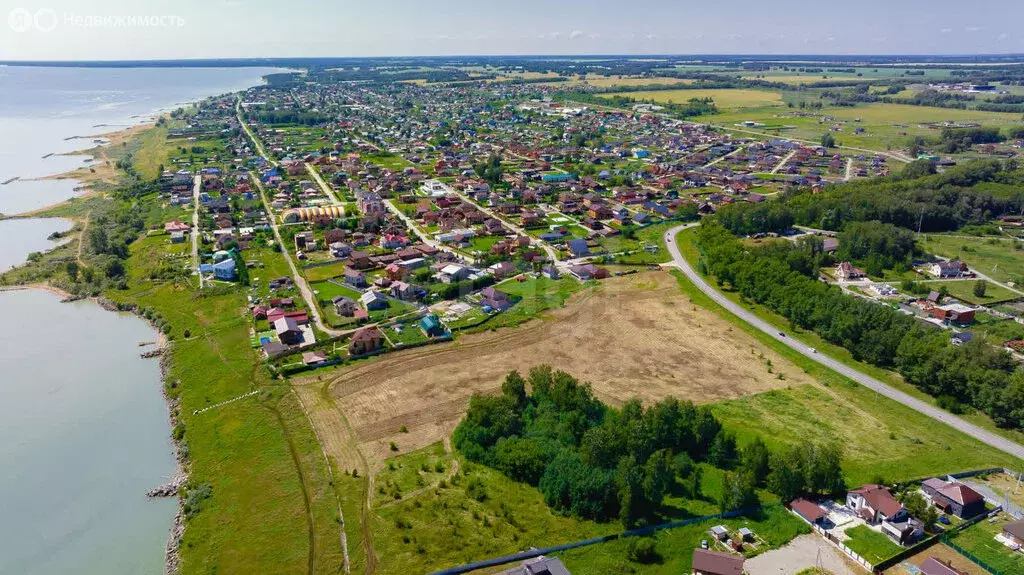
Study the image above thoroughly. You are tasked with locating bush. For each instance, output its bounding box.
[626,537,659,564]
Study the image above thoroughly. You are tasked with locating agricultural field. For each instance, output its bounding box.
[602,88,785,111]
[919,234,1024,285]
[298,271,812,469]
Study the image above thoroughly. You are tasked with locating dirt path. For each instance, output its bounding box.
[265,401,317,575]
[76,211,91,267]
[745,533,860,575]
[292,380,377,573]
[290,387,351,574]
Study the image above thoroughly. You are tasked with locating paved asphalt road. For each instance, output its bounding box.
[665,224,1024,461]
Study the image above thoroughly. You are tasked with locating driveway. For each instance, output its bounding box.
[746,534,861,575]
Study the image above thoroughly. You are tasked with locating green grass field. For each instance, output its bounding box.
[843,525,903,564]
[602,88,785,111]
[920,234,1024,285]
[948,515,1024,573]
[696,102,1022,151]
[673,227,1023,482]
[556,506,809,573]
[109,231,348,574]
[920,279,1021,305]
[303,261,349,283]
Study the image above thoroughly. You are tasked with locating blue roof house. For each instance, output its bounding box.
[213,258,237,281]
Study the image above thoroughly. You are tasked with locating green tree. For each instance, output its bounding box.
[720,471,759,513]
[821,132,836,148]
[973,280,987,298]
[739,437,771,486]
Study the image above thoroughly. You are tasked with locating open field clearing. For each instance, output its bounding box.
[920,279,1021,305]
[602,88,785,110]
[300,271,811,469]
[700,102,1022,150]
[741,74,866,84]
[920,234,1024,285]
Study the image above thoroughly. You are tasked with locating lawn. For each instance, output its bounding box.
[844,525,903,565]
[920,279,1020,305]
[948,514,1024,573]
[480,275,587,329]
[303,261,349,283]
[310,279,363,302]
[601,88,785,111]
[919,234,1024,285]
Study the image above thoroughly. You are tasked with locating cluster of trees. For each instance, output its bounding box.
[835,221,918,275]
[697,222,1024,429]
[714,160,1024,236]
[938,127,1005,153]
[245,109,333,126]
[454,367,847,528]
[473,154,504,187]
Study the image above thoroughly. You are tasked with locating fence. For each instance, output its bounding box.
[429,505,771,575]
[942,536,1008,575]
[871,535,940,573]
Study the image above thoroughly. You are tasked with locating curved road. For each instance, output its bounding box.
[665,224,1024,461]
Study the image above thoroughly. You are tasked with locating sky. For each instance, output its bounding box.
[2,0,1024,61]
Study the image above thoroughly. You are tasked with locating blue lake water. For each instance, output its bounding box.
[0,65,283,575]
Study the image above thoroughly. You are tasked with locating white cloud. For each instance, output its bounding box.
[644,33,658,40]
[940,28,953,34]
[587,33,602,39]
[996,33,1009,42]
[569,30,584,40]
[966,26,981,32]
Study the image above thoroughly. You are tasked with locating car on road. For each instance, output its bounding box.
[809,347,816,353]
[778,332,786,337]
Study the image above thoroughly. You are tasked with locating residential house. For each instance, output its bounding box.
[420,314,445,337]
[345,268,368,288]
[274,317,303,345]
[360,291,389,311]
[348,327,384,356]
[569,263,609,281]
[835,262,865,280]
[505,556,572,575]
[921,479,986,519]
[881,517,924,546]
[920,557,968,575]
[295,231,316,252]
[480,287,514,311]
[1002,519,1024,546]
[302,351,330,368]
[930,260,967,279]
[691,548,744,575]
[846,485,906,524]
[213,258,237,281]
[791,498,829,526]
[567,238,591,258]
[349,251,372,269]
[170,230,186,243]
[929,303,976,325]
[489,261,517,279]
[438,263,471,283]
[164,220,190,233]
[542,265,560,280]
[390,281,418,301]
[332,296,358,317]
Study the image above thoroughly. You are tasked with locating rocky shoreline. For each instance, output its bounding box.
[94,296,187,575]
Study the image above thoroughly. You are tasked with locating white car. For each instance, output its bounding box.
[809,348,817,354]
